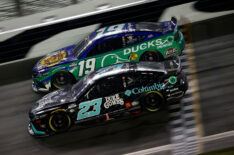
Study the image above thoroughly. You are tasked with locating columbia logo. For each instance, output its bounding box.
[125,90,132,96]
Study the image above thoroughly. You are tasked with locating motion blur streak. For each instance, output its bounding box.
[0,34,233,154]
[0,80,170,154]
[182,20,204,154]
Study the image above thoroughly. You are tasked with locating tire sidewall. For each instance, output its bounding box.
[140,50,164,62]
[143,91,164,112]
[52,71,74,90]
[49,111,71,133]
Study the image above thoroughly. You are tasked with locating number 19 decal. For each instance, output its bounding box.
[77,98,102,120]
[78,58,96,77]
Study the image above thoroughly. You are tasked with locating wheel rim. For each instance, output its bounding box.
[144,92,163,111]
[49,112,71,132]
[142,52,161,62]
[53,72,72,89]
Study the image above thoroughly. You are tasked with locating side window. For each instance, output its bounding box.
[87,37,123,57]
[84,76,124,100]
[135,72,156,86]
[122,73,142,89]
[84,84,101,100]
[99,76,124,97]
[123,34,146,47]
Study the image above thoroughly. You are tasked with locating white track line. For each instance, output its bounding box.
[125,130,234,155]
[124,144,172,155]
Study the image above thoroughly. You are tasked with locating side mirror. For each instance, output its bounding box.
[171,16,177,25]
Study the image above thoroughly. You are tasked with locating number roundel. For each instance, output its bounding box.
[78,58,96,77]
[77,98,102,120]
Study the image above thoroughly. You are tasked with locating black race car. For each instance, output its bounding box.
[28,57,187,137]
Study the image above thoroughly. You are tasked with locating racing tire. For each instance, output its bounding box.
[52,71,75,90]
[143,91,164,112]
[140,50,164,62]
[49,110,71,133]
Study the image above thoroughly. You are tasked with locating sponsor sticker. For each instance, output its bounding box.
[41,51,66,67]
[165,48,178,57]
[123,38,173,55]
[125,83,173,96]
[104,94,124,109]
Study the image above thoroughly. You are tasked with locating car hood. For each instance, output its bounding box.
[31,87,75,113]
[33,44,76,72]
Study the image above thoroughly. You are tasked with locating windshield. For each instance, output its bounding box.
[71,76,88,98]
[73,34,92,58]
[136,22,163,33]
[71,71,97,98]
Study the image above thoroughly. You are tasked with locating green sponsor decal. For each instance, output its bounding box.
[169,76,177,85]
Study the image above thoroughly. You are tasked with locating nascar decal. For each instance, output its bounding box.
[104,94,124,109]
[41,51,66,67]
[123,37,173,55]
[77,98,102,120]
[125,83,173,96]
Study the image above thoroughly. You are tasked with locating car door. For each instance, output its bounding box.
[96,75,126,113]
[76,75,125,121]
[74,36,125,80]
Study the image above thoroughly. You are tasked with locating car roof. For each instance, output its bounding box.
[90,21,173,41]
[90,23,135,41]
[89,61,167,83]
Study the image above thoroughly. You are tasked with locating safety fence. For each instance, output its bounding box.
[0,0,80,22]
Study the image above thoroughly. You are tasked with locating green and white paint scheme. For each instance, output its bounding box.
[32,21,185,92]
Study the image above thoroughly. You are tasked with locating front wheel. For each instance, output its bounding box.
[140,51,163,62]
[49,110,71,133]
[52,71,75,90]
[143,91,164,112]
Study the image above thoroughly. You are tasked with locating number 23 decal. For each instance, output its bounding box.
[77,98,102,120]
[78,58,96,77]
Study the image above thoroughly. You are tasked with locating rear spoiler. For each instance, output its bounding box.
[171,16,177,25]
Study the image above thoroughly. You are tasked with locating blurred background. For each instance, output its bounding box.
[0,0,234,154]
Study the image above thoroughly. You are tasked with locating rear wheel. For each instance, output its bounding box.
[52,71,75,90]
[140,50,163,62]
[49,110,71,133]
[143,91,164,112]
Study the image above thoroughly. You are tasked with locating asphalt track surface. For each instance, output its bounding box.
[0,80,170,155]
[1,34,234,154]
[194,33,234,136]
